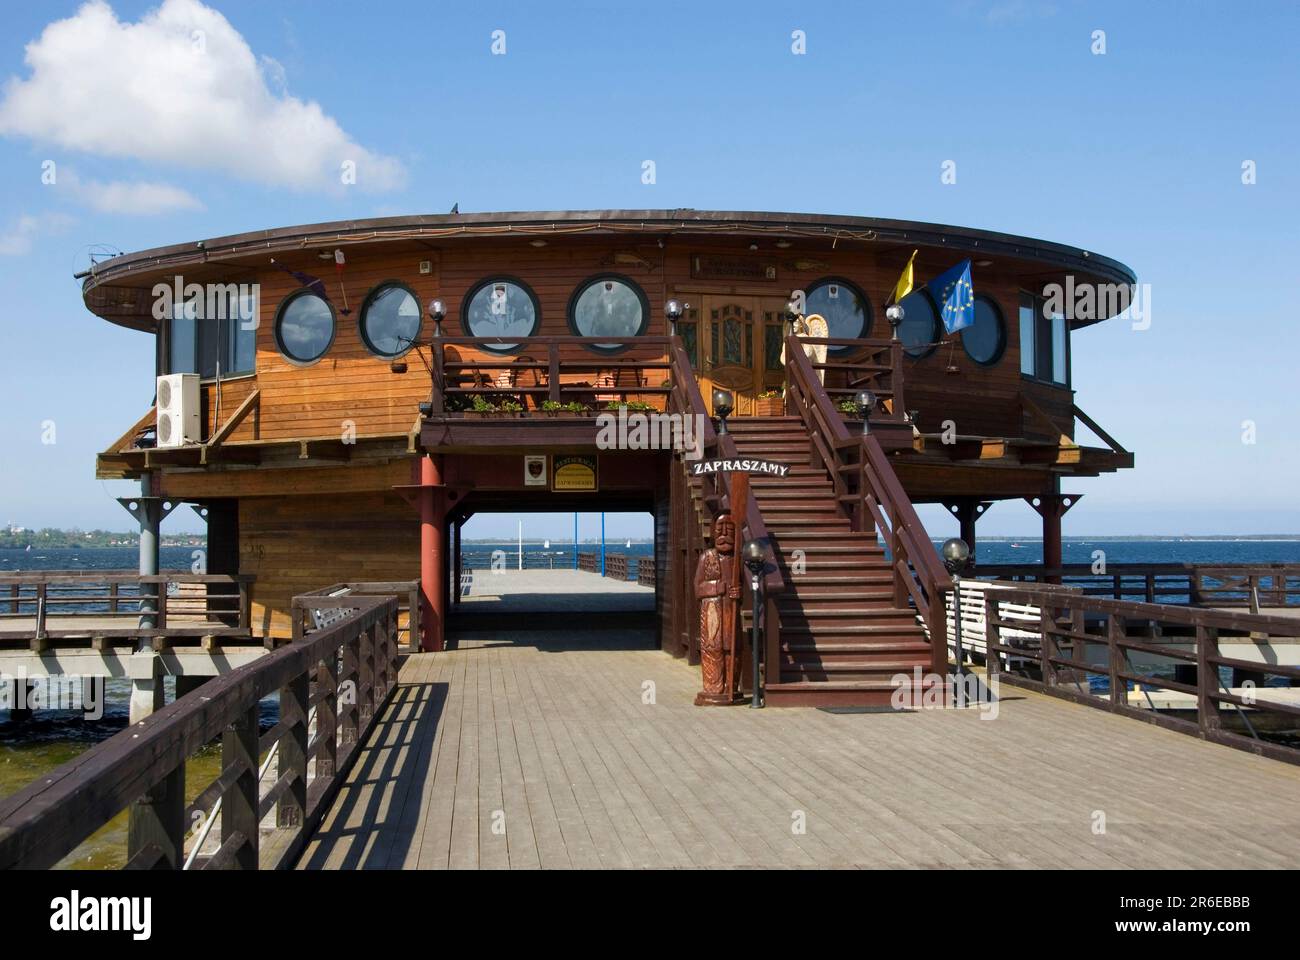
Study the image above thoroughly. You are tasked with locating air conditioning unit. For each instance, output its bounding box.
[156,373,200,448]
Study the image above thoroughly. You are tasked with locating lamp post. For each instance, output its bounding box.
[742,539,766,709]
[712,388,734,436]
[886,303,905,342]
[941,537,972,705]
[665,298,683,337]
[854,389,876,435]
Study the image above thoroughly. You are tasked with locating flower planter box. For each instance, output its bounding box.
[754,397,784,417]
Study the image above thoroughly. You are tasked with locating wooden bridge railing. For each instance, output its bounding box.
[0,570,254,644]
[785,334,950,674]
[985,585,1300,765]
[637,557,655,587]
[427,335,674,413]
[788,336,907,419]
[0,591,401,870]
[292,580,421,653]
[668,338,784,687]
[978,562,1300,609]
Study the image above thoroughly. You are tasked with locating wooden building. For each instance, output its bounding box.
[86,210,1134,705]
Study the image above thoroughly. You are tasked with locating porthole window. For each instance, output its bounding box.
[804,278,872,352]
[568,275,649,352]
[462,277,540,352]
[895,289,940,359]
[359,282,421,357]
[273,290,336,364]
[961,295,1006,366]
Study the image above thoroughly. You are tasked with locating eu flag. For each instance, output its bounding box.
[928,259,975,334]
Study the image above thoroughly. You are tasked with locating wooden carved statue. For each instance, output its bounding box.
[694,513,742,706]
[780,312,829,384]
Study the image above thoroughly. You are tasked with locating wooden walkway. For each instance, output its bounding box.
[298,630,1300,869]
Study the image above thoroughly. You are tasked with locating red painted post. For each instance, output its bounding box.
[420,453,445,652]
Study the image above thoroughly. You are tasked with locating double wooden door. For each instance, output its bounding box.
[680,296,788,416]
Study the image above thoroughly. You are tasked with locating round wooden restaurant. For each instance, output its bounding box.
[86,209,1135,706]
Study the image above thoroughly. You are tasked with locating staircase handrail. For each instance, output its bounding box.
[785,335,950,673]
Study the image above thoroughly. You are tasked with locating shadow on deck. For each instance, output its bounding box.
[297,633,1300,869]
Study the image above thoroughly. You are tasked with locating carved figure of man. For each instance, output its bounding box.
[694,514,740,705]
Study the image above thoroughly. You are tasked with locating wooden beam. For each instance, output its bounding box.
[103,407,157,455]
[1072,403,1128,454]
[202,389,260,464]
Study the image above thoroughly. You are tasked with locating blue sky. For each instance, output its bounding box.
[0,0,1296,541]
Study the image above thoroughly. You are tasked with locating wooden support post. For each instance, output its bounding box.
[1108,614,1127,708]
[942,498,994,563]
[276,671,309,829]
[127,762,184,869]
[316,653,339,779]
[359,624,375,726]
[419,454,446,652]
[221,704,260,870]
[452,519,462,607]
[1025,492,1081,584]
[430,340,446,415]
[1197,626,1220,731]
[341,633,360,745]
[548,343,561,404]
[1040,604,1058,686]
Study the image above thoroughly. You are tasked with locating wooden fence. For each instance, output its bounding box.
[0,589,402,870]
[984,585,1300,765]
[637,557,655,587]
[978,562,1300,609]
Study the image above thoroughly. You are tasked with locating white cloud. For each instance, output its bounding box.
[0,0,404,192]
[0,212,74,256]
[60,168,203,214]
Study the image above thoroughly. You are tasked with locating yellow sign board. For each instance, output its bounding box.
[551,455,597,492]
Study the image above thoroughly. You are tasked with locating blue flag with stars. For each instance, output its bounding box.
[928,259,975,334]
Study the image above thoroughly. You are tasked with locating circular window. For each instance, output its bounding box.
[895,289,940,359]
[962,295,1006,366]
[359,282,421,357]
[274,291,335,364]
[462,277,540,352]
[805,278,872,352]
[568,275,649,352]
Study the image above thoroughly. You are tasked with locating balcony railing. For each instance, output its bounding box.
[427,336,674,415]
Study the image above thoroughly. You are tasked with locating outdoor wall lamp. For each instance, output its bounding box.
[855,389,876,434]
[428,298,446,338]
[712,388,734,434]
[742,538,767,709]
[665,298,683,336]
[886,303,905,342]
[941,536,973,697]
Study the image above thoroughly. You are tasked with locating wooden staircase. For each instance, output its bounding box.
[727,417,939,707]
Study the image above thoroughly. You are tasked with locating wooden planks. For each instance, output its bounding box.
[297,631,1300,869]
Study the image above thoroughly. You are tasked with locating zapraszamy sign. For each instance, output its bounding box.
[691,458,790,477]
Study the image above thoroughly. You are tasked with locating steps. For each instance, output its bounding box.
[726,416,936,707]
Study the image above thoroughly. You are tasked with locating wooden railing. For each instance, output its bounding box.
[985,585,1300,765]
[577,552,599,573]
[787,337,906,419]
[292,580,421,653]
[785,334,950,672]
[668,338,784,688]
[978,563,1300,610]
[428,336,674,413]
[0,570,254,644]
[0,591,401,869]
[637,557,655,587]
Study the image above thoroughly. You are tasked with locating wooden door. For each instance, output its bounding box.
[694,296,790,416]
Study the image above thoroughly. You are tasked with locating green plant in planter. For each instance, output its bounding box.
[469,395,496,414]
[836,398,860,415]
[540,400,563,413]
[756,388,783,400]
[604,400,658,413]
[496,399,525,415]
[564,401,590,414]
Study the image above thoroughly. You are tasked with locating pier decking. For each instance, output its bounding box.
[298,631,1300,869]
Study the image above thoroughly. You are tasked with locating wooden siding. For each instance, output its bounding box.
[188,235,1075,446]
[240,490,419,638]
